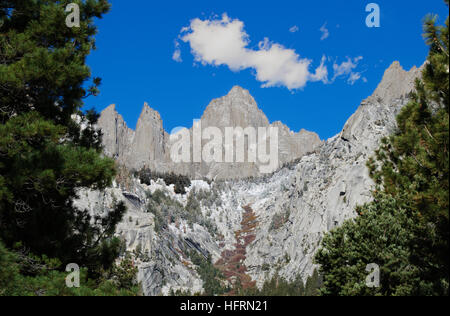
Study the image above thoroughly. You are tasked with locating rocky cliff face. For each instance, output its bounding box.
[97,86,322,179]
[78,61,423,295]
[130,104,169,170]
[201,86,270,129]
[97,104,134,161]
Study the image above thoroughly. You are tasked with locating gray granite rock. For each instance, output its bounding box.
[77,61,424,295]
[97,86,322,179]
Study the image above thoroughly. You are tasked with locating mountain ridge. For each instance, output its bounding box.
[98,85,323,179]
[77,60,425,295]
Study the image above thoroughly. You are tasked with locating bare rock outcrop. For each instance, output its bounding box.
[97,104,134,161]
[129,103,169,170]
[97,86,322,179]
[201,86,270,129]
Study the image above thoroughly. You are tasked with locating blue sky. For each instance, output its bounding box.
[84,0,448,140]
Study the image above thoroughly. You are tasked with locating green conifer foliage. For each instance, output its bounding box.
[1,240,139,296]
[0,0,127,281]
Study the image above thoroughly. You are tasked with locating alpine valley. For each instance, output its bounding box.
[74,61,423,295]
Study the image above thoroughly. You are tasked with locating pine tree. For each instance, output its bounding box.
[0,0,126,279]
[0,0,109,125]
[316,195,419,296]
[1,240,140,296]
[315,4,449,296]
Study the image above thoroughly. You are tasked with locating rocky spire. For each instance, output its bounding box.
[369,61,423,104]
[97,87,324,178]
[201,86,269,128]
[341,61,424,146]
[97,104,134,161]
[129,103,168,169]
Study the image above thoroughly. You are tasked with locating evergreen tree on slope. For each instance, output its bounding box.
[0,0,127,280]
[315,5,449,296]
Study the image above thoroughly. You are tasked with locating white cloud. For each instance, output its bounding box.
[320,23,329,41]
[289,25,299,33]
[172,40,182,63]
[172,49,182,63]
[348,72,361,85]
[332,56,363,84]
[310,55,329,83]
[180,14,328,90]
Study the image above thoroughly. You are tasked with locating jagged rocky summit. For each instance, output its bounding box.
[97,86,322,179]
[76,61,424,295]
